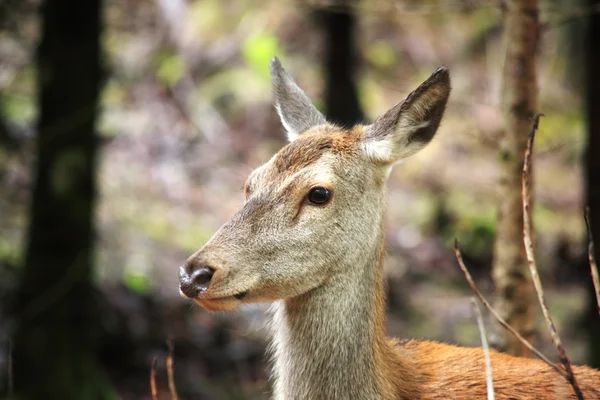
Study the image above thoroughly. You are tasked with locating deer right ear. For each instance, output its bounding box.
[271,57,326,142]
[361,67,451,164]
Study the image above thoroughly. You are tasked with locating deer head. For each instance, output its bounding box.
[179,58,450,311]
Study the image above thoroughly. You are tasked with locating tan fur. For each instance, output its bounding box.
[180,62,600,399]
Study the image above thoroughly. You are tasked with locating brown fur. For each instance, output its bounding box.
[401,340,600,399]
[273,125,361,173]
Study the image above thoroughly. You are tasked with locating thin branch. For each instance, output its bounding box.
[166,338,179,400]
[584,207,600,318]
[453,240,566,378]
[522,114,584,400]
[7,340,13,398]
[471,297,495,400]
[150,356,158,400]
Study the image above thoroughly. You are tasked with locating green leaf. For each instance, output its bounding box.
[242,32,281,77]
[123,268,152,294]
[156,53,186,87]
[366,42,397,69]
[1,93,36,123]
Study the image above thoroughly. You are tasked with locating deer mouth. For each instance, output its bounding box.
[195,296,239,311]
[193,290,249,311]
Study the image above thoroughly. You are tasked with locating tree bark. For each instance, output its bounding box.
[492,0,539,357]
[584,0,600,369]
[11,0,111,398]
[316,3,364,126]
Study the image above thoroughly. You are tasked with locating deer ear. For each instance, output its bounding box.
[271,57,326,142]
[361,67,451,163]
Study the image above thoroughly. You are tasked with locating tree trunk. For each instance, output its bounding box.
[11,0,112,398]
[584,0,600,369]
[492,0,539,357]
[316,3,364,125]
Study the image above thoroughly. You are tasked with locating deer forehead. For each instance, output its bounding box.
[272,125,362,173]
[247,125,366,192]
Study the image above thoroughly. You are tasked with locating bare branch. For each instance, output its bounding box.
[454,240,566,377]
[470,298,495,400]
[150,356,158,400]
[584,207,600,318]
[7,340,13,398]
[167,338,179,400]
[522,114,584,400]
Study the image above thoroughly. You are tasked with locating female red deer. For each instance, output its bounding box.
[179,58,600,399]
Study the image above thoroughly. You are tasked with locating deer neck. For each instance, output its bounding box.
[269,227,405,400]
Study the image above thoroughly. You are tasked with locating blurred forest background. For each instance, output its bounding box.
[0,0,599,399]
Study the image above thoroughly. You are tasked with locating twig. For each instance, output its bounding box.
[471,298,495,400]
[7,340,13,398]
[584,207,600,318]
[150,356,158,400]
[453,240,566,378]
[166,338,179,400]
[522,114,584,400]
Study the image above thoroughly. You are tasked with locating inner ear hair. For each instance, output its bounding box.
[363,66,451,162]
[398,70,451,145]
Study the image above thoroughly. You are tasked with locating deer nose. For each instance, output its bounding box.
[179,265,215,298]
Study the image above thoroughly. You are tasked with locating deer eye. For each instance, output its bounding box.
[307,187,332,205]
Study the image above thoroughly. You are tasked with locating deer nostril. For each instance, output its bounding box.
[179,264,215,298]
[191,266,215,291]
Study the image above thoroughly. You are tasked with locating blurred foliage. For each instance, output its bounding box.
[189,0,231,39]
[365,41,398,70]
[1,92,35,125]
[156,51,187,87]
[123,267,152,295]
[125,207,213,253]
[242,32,282,77]
[198,67,271,114]
[0,235,21,266]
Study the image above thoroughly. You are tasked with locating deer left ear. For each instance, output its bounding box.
[361,67,451,163]
[271,57,327,142]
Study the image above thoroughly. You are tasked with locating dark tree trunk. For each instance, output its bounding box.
[11,0,111,398]
[316,4,364,126]
[584,0,600,369]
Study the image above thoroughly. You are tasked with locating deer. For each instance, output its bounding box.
[178,58,600,399]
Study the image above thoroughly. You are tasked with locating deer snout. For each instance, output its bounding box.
[179,264,215,299]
